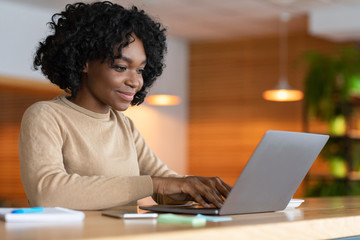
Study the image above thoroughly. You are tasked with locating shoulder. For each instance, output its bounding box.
[24,101,55,117]
[21,96,66,127]
[110,109,137,132]
[111,109,133,124]
[23,99,58,118]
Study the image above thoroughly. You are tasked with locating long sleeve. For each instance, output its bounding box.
[124,116,186,204]
[19,99,154,210]
[125,117,178,177]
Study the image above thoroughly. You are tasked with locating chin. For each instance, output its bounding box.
[113,104,131,112]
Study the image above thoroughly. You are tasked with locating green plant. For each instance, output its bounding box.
[303,46,360,197]
[305,180,360,197]
[304,46,360,121]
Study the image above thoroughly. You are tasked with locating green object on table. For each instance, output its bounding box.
[196,214,232,222]
[157,213,206,226]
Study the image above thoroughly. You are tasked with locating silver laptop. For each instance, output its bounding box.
[140,130,329,215]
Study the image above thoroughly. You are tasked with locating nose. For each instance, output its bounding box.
[125,71,143,90]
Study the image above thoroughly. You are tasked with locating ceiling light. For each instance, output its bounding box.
[146,94,181,106]
[263,77,304,101]
[263,12,303,102]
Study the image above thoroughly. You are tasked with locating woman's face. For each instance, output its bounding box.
[75,35,147,113]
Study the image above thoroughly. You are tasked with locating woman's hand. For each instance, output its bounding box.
[151,176,232,208]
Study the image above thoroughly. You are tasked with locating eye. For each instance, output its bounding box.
[112,65,127,72]
[137,68,145,75]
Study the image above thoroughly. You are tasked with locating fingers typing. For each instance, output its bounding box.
[151,176,232,208]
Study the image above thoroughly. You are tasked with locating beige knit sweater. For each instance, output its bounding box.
[19,95,179,210]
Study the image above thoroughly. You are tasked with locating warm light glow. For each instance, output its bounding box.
[146,94,181,106]
[262,89,303,102]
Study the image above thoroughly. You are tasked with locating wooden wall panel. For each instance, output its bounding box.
[0,76,61,206]
[188,18,354,197]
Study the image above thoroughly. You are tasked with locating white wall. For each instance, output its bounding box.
[0,1,52,81]
[309,3,360,42]
[0,1,189,175]
[125,38,189,174]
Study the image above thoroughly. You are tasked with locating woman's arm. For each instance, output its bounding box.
[19,103,153,210]
[127,116,232,207]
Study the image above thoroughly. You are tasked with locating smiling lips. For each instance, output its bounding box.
[116,91,135,102]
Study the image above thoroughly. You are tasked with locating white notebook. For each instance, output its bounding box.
[0,207,85,223]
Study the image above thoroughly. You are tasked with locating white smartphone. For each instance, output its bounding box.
[102,210,158,219]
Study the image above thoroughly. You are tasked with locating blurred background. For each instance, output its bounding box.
[1,0,360,207]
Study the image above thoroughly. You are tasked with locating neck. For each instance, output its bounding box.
[68,93,110,114]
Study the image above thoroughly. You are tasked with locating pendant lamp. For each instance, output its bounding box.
[262,12,303,102]
[146,94,181,106]
[145,81,181,106]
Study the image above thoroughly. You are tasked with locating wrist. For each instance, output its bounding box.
[151,176,161,194]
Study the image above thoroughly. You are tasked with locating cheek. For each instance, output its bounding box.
[87,70,113,89]
[139,75,145,87]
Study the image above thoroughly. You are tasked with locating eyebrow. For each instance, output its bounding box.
[119,56,147,65]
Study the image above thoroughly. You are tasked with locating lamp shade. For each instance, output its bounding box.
[263,77,303,102]
[146,94,181,106]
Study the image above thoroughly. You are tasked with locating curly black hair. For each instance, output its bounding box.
[33,1,167,105]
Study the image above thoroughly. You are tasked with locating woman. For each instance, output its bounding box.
[19,1,231,210]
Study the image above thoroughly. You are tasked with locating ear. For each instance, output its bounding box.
[83,62,89,73]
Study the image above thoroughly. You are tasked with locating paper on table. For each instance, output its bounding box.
[285,199,304,209]
[0,207,85,223]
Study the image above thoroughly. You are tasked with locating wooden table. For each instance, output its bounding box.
[2,197,360,240]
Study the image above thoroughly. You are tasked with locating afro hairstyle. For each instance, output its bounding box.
[33,1,167,105]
